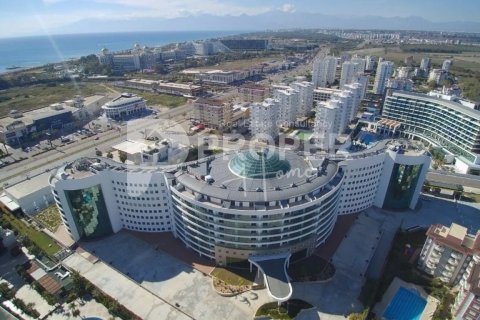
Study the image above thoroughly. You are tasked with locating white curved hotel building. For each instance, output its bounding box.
[382,91,480,174]
[50,143,430,266]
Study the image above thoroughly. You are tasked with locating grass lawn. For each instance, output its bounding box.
[288,255,335,282]
[0,82,110,116]
[35,204,62,232]
[120,88,187,108]
[461,192,480,203]
[1,212,61,256]
[210,267,255,286]
[255,299,313,320]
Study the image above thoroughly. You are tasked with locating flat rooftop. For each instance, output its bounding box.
[175,150,341,203]
[5,172,52,200]
[0,105,77,128]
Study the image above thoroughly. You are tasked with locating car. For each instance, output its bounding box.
[94,137,99,140]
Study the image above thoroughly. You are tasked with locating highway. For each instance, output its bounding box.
[0,104,192,187]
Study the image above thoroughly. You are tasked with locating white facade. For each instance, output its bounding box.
[418,223,480,286]
[273,88,299,124]
[102,93,146,120]
[50,159,173,241]
[373,61,394,95]
[428,69,447,84]
[365,55,377,71]
[312,56,337,88]
[442,59,452,72]
[250,98,280,141]
[420,57,430,71]
[313,102,338,149]
[291,81,314,118]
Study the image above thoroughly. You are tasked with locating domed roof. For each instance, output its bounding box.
[228,150,291,179]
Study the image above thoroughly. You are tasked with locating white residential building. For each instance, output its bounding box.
[365,55,377,71]
[428,69,448,84]
[273,88,299,124]
[340,59,365,88]
[352,73,369,100]
[420,57,430,71]
[313,87,342,103]
[313,101,338,149]
[351,57,366,73]
[373,61,394,95]
[291,81,314,117]
[442,59,452,72]
[312,56,337,88]
[418,223,480,286]
[249,98,280,140]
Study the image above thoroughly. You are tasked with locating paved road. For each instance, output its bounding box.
[0,104,191,187]
[427,170,480,189]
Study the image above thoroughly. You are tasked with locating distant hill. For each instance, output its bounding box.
[61,10,480,34]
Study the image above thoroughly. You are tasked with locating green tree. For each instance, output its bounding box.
[95,150,102,157]
[106,152,113,159]
[119,153,127,163]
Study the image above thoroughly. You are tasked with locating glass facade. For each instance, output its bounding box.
[228,151,291,179]
[65,185,113,239]
[384,163,423,210]
[382,94,480,163]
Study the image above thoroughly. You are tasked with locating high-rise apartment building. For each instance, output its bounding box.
[312,56,337,88]
[249,98,280,140]
[273,88,299,124]
[291,81,314,118]
[373,61,394,95]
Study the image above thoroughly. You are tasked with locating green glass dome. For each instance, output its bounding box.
[228,151,291,179]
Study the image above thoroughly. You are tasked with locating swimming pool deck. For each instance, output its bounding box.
[374,277,439,320]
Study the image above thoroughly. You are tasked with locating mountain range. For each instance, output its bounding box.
[61,11,480,34]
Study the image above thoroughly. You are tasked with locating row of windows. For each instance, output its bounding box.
[119,212,167,218]
[113,181,164,188]
[123,225,171,232]
[116,200,169,207]
[121,219,171,226]
[114,188,162,194]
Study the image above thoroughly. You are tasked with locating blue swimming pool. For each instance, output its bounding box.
[356,131,380,146]
[383,287,427,320]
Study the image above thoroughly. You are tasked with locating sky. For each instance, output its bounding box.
[0,0,479,38]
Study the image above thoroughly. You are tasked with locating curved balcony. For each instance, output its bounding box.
[431,251,441,258]
[440,276,450,283]
[444,264,456,272]
[433,244,445,253]
[451,251,463,259]
[448,258,460,266]
[426,261,437,270]
[442,270,453,278]
[428,256,440,264]
[473,255,480,263]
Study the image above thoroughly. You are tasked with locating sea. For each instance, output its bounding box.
[0,30,243,73]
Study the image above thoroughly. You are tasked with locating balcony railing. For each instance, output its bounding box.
[448,258,460,266]
[451,251,463,260]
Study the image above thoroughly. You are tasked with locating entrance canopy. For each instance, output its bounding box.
[249,253,292,302]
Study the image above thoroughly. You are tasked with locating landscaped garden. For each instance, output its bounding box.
[211,267,256,294]
[35,204,62,232]
[255,299,313,320]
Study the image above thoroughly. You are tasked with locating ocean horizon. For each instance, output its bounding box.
[0,30,244,73]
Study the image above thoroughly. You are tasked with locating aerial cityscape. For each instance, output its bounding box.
[0,1,480,320]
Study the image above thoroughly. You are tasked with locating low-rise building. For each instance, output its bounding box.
[120,79,202,97]
[418,223,480,285]
[192,98,232,129]
[101,93,147,120]
[238,84,270,102]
